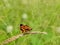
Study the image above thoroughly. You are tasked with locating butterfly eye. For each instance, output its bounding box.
[20,24,23,26]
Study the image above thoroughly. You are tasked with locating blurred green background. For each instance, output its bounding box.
[0,0,60,45]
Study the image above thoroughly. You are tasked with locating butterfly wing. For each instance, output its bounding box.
[20,24,32,33]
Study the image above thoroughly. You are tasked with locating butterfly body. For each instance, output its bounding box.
[20,24,32,33]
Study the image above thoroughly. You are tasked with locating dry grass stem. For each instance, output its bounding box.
[1,31,47,45]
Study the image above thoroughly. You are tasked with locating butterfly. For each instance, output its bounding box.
[20,24,32,33]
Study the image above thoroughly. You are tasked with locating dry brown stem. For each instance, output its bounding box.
[1,31,47,45]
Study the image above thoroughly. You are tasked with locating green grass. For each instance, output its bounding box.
[0,0,60,45]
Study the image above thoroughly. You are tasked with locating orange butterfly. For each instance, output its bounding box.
[20,24,32,33]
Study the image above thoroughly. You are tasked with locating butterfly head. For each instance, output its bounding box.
[20,24,23,26]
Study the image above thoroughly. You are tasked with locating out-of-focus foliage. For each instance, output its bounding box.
[0,0,60,45]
